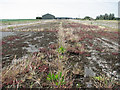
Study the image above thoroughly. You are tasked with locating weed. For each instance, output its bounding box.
[47,71,65,87]
[93,75,117,88]
[57,46,66,54]
[76,83,81,88]
[57,46,66,59]
[8,27,14,30]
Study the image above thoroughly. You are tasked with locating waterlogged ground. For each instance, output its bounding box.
[2,31,57,67]
[1,20,120,88]
[0,20,59,31]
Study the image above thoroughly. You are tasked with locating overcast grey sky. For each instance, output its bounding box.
[0,0,119,19]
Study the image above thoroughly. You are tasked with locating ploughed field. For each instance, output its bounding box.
[1,20,120,88]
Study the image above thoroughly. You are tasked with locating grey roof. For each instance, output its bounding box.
[42,13,55,17]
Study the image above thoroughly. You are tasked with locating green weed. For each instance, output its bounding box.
[57,46,66,54]
[47,71,65,87]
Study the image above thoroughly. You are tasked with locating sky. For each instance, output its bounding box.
[0,0,119,19]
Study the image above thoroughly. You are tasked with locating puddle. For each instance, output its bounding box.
[96,38,119,51]
[101,37,120,47]
[0,32,16,39]
[0,21,43,29]
[2,31,58,67]
[86,37,120,81]
[84,66,95,77]
[22,44,39,53]
[1,20,59,31]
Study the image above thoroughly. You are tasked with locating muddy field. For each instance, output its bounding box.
[1,20,120,88]
[2,31,57,67]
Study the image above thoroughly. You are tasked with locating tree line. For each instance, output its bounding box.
[77,13,120,20]
[96,13,116,20]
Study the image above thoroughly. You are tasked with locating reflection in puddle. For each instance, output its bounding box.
[23,44,39,53]
[1,32,16,39]
[84,66,95,77]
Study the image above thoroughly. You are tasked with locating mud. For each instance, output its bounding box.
[1,20,120,88]
[2,31,58,67]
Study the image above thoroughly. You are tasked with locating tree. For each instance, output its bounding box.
[96,13,115,20]
[99,15,104,20]
[111,13,115,20]
[36,17,42,19]
[109,13,112,20]
[108,13,115,20]
[96,16,100,20]
[84,16,93,20]
[104,13,109,20]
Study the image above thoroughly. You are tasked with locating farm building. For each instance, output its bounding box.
[42,13,55,19]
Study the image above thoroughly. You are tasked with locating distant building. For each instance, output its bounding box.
[42,13,55,19]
